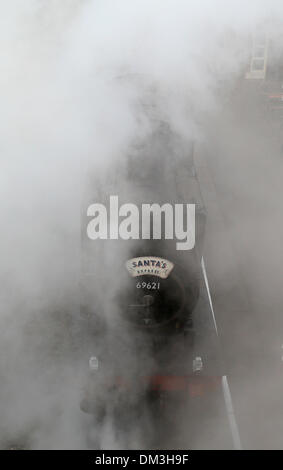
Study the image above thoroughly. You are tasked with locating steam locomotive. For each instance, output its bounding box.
[79,122,219,447]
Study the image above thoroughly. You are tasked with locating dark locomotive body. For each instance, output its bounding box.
[79,123,209,444]
[81,122,206,337]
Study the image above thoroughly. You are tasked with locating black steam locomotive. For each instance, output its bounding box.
[79,122,209,437]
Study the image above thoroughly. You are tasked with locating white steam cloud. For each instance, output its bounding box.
[0,0,283,449]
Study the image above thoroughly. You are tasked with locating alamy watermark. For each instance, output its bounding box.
[86,196,195,251]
